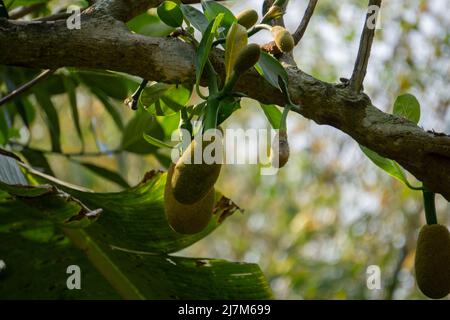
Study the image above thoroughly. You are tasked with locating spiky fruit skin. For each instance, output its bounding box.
[415,224,450,299]
[233,43,261,76]
[165,164,214,234]
[171,138,222,204]
[270,130,290,168]
[271,26,294,53]
[236,9,258,29]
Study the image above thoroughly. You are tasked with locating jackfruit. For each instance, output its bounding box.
[237,9,258,29]
[233,43,261,76]
[271,26,294,53]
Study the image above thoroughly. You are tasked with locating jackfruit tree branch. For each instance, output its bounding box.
[293,0,318,45]
[350,0,382,93]
[0,8,449,202]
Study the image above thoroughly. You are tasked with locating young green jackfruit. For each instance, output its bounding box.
[270,130,290,168]
[236,9,258,29]
[171,136,222,204]
[233,43,261,76]
[271,26,294,53]
[165,164,214,234]
[414,224,450,299]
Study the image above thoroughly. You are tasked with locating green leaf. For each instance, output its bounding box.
[195,14,224,89]
[157,1,183,28]
[128,9,174,37]
[255,51,289,90]
[78,162,130,189]
[0,155,100,226]
[180,4,209,33]
[140,83,191,116]
[121,111,165,154]
[63,76,84,148]
[260,104,282,129]
[360,145,421,190]
[225,22,248,82]
[0,156,272,299]
[201,0,236,34]
[34,90,61,153]
[91,88,124,131]
[393,93,421,124]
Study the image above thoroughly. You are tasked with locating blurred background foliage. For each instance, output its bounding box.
[0,0,449,299]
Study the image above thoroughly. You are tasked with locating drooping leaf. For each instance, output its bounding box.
[157,1,183,28]
[225,22,248,82]
[260,104,282,129]
[360,145,420,190]
[0,153,28,185]
[195,14,224,89]
[78,162,130,189]
[63,76,84,148]
[255,51,289,90]
[180,4,209,33]
[393,93,421,124]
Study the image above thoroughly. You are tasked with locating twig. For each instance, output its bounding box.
[0,69,56,107]
[34,12,71,22]
[293,0,318,45]
[349,0,382,93]
[10,142,121,158]
[9,3,45,19]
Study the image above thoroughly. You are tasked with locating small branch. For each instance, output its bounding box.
[9,3,45,19]
[0,69,56,107]
[10,142,121,158]
[293,0,318,45]
[349,0,382,93]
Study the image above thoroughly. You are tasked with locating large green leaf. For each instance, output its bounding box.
[0,202,120,299]
[393,93,421,124]
[0,153,272,299]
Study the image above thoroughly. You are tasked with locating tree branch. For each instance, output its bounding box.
[293,0,318,45]
[0,13,449,201]
[350,0,382,93]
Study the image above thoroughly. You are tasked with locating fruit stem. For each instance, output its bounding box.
[422,187,438,225]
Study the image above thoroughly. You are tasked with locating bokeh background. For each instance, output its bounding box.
[3,0,449,299]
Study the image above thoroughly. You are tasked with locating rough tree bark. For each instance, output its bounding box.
[0,0,449,201]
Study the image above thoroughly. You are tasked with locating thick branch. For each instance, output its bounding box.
[350,0,382,92]
[0,18,449,201]
[293,0,318,45]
